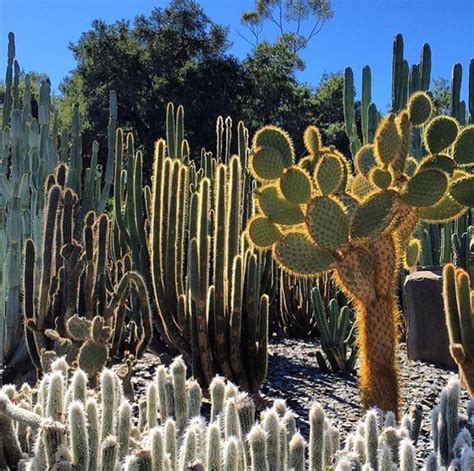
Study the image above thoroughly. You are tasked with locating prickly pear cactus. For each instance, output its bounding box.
[246,93,474,415]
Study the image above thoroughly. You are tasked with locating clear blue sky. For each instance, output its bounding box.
[0,0,473,112]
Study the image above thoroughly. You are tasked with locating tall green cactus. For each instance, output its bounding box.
[113,105,270,392]
[23,164,152,381]
[0,33,118,384]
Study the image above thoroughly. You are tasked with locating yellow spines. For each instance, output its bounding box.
[392,111,410,175]
[374,114,401,166]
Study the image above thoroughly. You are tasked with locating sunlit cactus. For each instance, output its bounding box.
[245,93,474,415]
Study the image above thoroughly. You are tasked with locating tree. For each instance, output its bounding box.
[60,0,248,176]
[432,77,451,115]
[241,0,333,54]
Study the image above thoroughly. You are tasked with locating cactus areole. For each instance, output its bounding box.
[246,95,474,415]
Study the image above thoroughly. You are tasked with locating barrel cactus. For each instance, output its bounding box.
[246,93,474,415]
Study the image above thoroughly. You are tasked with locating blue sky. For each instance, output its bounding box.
[0,0,473,112]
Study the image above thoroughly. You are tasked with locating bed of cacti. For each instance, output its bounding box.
[0,357,473,470]
[0,22,473,471]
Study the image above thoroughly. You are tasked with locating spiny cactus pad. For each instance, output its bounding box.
[303,125,322,156]
[314,154,346,195]
[404,238,421,269]
[274,233,335,275]
[350,191,395,240]
[78,341,108,376]
[417,154,455,175]
[407,92,432,126]
[249,146,286,181]
[418,193,467,223]
[370,168,393,190]
[279,167,312,205]
[375,115,401,165]
[247,216,281,249]
[306,197,349,251]
[424,116,459,154]
[400,169,448,207]
[253,126,294,167]
[452,125,474,165]
[355,145,376,177]
[256,186,304,225]
[449,176,474,207]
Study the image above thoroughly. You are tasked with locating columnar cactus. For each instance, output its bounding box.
[246,93,474,414]
[443,264,474,396]
[0,358,472,470]
[22,164,152,381]
[0,32,118,384]
[113,105,270,392]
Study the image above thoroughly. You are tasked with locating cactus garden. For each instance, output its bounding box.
[0,0,473,469]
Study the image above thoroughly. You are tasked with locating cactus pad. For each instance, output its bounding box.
[253,126,294,166]
[249,146,286,181]
[400,169,448,207]
[78,340,108,377]
[417,154,455,175]
[306,196,349,251]
[452,125,474,165]
[369,168,393,190]
[247,216,281,249]
[256,186,304,225]
[404,238,421,269]
[418,193,467,223]
[355,145,376,177]
[374,115,401,165]
[404,157,418,177]
[350,191,395,239]
[274,233,335,276]
[279,167,312,204]
[424,116,459,153]
[314,154,345,195]
[351,174,375,199]
[66,315,91,342]
[450,176,474,207]
[407,92,432,126]
[303,125,322,156]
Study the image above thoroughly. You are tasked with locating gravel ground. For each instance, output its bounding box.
[130,337,469,458]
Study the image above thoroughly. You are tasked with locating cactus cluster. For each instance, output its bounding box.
[443,264,474,397]
[246,91,474,414]
[0,358,472,470]
[0,33,117,384]
[23,163,152,381]
[111,105,271,392]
